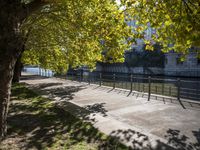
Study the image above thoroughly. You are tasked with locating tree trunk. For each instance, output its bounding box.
[0,1,25,140]
[0,55,18,139]
[0,0,47,140]
[12,55,23,83]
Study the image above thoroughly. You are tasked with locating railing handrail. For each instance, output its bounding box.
[24,69,200,102]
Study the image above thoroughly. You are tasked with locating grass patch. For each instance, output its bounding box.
[0,83,130,150]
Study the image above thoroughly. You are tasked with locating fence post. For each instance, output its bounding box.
[40,68,42,76]
[38,67,40,75]
[79,74,81,82]
[177,78,180,101]
[143,83,145,92]
[169,86,171,96]
[88,72,90,85]
[196,82,198,99]
[79,71,82,82]
[155,86,157,93]
[138,80,140,91]
[71,72,74,81]
[113,74,116,89]
[45,69,46,76]
[148,76,151,101]
[99,73,102,86]
[162,82,164,95]
[130,74,133,92]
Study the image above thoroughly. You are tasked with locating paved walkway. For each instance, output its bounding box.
[21,73,200,150]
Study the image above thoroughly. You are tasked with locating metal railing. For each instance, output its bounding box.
[65,71,200,102]
[23,68,200,102]
[23,67,54,77]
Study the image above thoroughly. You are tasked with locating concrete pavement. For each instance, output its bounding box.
[21,73,200,150]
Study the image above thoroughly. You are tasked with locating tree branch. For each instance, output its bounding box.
[25,0,50,17]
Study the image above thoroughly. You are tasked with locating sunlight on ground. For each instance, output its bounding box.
[0,83,128,150]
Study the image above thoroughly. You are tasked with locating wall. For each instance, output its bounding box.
[164,52,200,77]
[96,63,164,75]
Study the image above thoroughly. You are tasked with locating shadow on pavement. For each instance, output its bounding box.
[92,85,200,111]
[3,84,128,150]
[57,101,107,123]
[164,129,200,150]
[84,103,108,117]
[11,75,199,149]
[41,85,85,101]
[21,75,48,81]
[109,128,200,150]
[24,80,86,101]
[109,128,176,150]
[33,82,63,89]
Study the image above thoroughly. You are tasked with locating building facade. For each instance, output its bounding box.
[164,52,200,77]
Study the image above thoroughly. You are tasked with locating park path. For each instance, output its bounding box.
[21,73,200,150]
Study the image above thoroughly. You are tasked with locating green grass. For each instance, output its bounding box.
[0,83,130,150]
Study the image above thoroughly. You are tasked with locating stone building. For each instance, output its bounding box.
[96,46,165,75]
[164,51,200,77]
[96,49,200,77]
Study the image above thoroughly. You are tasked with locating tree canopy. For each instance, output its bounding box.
[22,0,133,73]
[21,0,200,72]
[121,0,200,57]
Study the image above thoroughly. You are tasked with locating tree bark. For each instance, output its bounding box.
[0,55,18,139]
[12,55,23,83]
[0,1,24,140]
[0,0,49,139]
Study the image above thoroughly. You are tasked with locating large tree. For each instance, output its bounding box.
[0,0,44,138]
[0,0,133,138]
[1,0,200,139]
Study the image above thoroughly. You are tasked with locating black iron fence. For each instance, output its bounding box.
[64,71,200,102]
[23,68,200,102]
